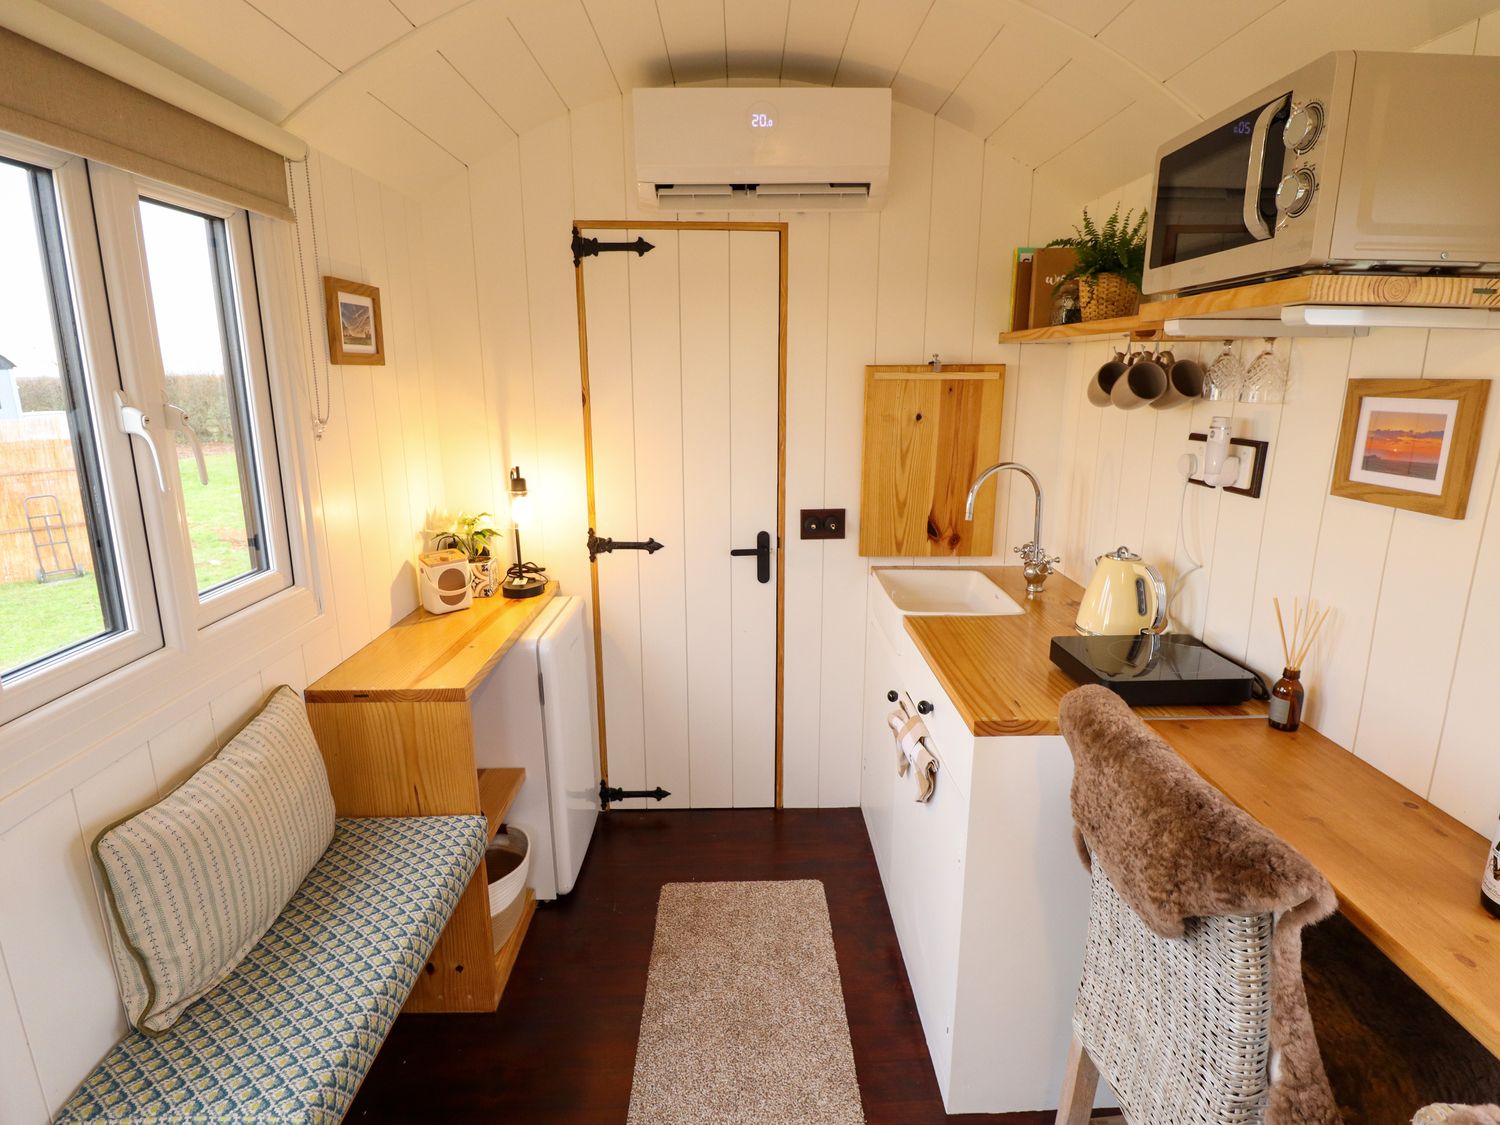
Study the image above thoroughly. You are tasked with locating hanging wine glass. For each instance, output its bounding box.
[1240,339,1287,403]
[1204,341,1244,401]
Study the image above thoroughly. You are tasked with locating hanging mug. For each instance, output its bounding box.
[1153,351,1206,410]
[1110,349,1168,410]
[1087,349,1129,407]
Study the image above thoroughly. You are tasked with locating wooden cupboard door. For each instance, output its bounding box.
[887,729,970,1097]
[858,366,1004,557]
[582,228,780,809]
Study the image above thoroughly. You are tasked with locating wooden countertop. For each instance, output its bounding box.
[888,565,1500,1055]
[900,567,1265,736]
[1154,716,1500,1059]
[305,583,557,703]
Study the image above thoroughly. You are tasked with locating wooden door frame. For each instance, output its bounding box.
[572,219,790,808]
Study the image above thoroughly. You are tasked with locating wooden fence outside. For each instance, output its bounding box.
[0,414,94,585]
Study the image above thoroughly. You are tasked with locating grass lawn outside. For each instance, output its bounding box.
[0,449,254,673]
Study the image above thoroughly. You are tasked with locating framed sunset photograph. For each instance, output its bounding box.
[322,276,385,365]
[1332,378,1489,519]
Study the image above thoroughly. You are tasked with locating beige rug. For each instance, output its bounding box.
[626,880,865,1124]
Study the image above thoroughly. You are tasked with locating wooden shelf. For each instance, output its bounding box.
[1140,272,1500,321]
[477,767,525,839]
[998,314,1165,344]
[493,887,536,999]
[999,273,1500,344]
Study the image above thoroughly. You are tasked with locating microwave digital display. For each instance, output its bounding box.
[1149,97,1290,270]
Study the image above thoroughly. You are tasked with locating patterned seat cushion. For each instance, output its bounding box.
[58,815,487,1125]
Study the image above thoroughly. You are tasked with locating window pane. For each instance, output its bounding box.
[0,159,123,677]
[138,200,267,595]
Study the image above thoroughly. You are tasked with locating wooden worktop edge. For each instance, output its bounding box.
[305,584,557,703]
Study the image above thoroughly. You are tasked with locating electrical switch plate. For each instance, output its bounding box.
[800,508,846,540]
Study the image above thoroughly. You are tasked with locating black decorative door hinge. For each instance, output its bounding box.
[599,780,671,808]
[587,528,663,562]
[572,226,655,267]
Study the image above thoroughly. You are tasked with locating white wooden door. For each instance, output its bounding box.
[582,227,780,809]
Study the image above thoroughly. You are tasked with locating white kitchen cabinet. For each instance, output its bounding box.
[858,571,1099,1115]
[860,608,900,882]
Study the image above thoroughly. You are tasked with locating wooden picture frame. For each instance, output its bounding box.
[322,276,384,365]
[1331,378,1489,519]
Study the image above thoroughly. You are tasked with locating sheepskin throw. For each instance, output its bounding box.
[1414,1109,1500,1125]
[1058,685,1339,1125]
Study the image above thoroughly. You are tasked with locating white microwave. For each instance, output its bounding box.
[1142,51,1500,297]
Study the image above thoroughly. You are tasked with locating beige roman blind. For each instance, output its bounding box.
[0,25,292,220]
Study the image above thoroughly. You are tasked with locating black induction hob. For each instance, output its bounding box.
[1049,633,1259,707]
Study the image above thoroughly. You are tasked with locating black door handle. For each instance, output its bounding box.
[730,530,771,584]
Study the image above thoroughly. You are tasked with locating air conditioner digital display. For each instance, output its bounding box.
[747,100,778,130]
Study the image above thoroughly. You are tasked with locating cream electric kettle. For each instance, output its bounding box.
[1075,546,1168,636]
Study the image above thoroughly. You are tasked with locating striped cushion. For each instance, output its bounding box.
[57,816,488,1125]
[93,685,335,1033]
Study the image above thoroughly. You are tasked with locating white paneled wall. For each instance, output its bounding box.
[1044,330,1500,837]
[1044,18,1500,838]
[445,97,1055,808]
[0,151,443,1122]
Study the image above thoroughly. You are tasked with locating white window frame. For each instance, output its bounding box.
[0,131,323,754]
[0,138,162,720]
[89,167,294,629]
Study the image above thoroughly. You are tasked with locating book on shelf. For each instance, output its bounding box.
[1009,247,1035,332]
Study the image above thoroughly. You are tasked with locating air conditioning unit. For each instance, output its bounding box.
[632,87,891,212]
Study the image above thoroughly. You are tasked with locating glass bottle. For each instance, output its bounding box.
[1268,667,1303,732]
[1482,819,1500,919]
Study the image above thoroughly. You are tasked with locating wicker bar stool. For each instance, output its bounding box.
[1055,686,1340,1125]
[1056,864,1275,1124]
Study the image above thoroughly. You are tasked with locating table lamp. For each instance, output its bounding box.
[502,465,547,599]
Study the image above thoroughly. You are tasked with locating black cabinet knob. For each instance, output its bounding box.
[886,690,899,703]
[917,700,934,715]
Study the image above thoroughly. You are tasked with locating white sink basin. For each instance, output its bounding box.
[876,568,1024,616]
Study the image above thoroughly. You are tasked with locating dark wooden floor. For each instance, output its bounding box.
[349,808,1054,1123]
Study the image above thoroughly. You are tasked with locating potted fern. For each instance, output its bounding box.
[1046,205,1148,322]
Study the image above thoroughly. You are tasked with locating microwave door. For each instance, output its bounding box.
[1148,96,1290,286]
[1243,96,1289,240]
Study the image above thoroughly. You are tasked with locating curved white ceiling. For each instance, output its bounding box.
[33,0,1500,200]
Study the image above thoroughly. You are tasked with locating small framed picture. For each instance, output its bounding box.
[322,276,384,365]
[1331,378,1489,519]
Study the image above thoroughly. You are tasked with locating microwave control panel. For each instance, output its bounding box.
[1283,101,1325,153]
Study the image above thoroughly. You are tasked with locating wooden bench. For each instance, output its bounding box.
[55,813,487,1125]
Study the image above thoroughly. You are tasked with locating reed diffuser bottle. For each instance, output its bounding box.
[1269,667,1303,732]
[1270,597,1330,733]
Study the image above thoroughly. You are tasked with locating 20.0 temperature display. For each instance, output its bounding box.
[750,112,775,128]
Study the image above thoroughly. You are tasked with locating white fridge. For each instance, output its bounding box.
[471,595,600,900]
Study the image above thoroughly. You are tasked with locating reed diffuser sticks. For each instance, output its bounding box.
[1269,596,1330,731]
[1273,597,1330,672]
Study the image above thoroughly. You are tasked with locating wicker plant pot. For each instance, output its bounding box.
[1078,273,1141,321]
